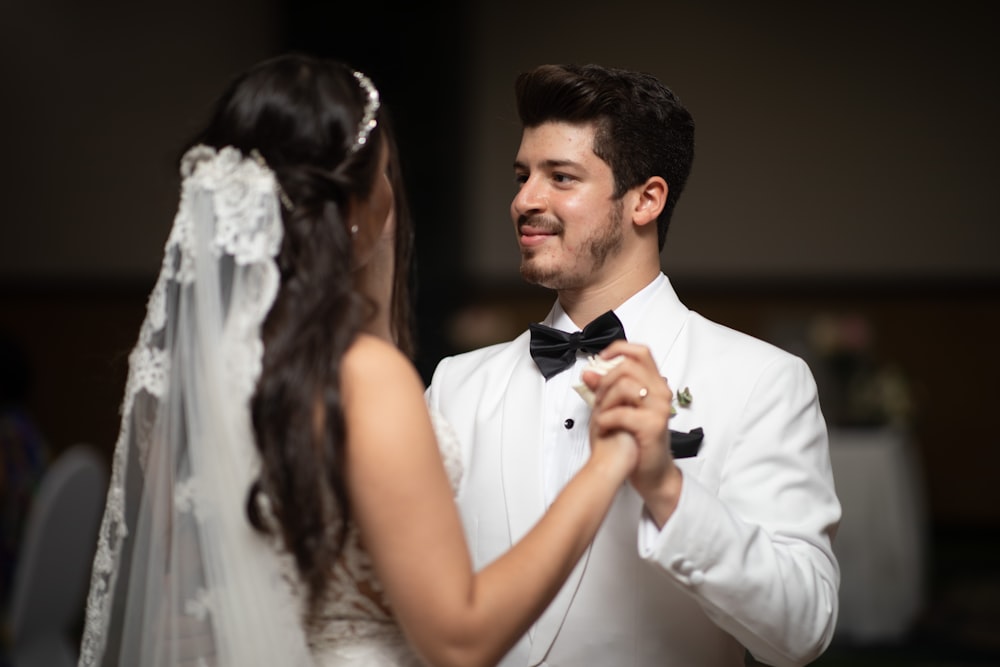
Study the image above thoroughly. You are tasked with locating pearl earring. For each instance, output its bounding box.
[350,224,359,237]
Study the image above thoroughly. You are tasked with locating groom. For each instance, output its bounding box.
[426,63,841,666]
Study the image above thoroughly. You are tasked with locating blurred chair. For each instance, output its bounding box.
[6,444,108,667]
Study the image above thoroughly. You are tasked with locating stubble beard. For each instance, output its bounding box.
[520,203,624,290]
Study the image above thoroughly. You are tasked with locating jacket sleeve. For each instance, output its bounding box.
[638,354,841,666]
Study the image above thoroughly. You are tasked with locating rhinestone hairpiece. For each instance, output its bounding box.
[350,70,380,153]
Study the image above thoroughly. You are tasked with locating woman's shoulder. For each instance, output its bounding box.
[344,333,409,367]
[341,334,440,463]
[342,333,423,395]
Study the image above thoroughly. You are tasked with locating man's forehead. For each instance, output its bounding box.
[516,122,600,163]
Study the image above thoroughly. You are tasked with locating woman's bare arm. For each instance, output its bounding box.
[341,334,635,667]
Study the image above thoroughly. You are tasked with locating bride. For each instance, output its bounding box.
[78,53,639,667]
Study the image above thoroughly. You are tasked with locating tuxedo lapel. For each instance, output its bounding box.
[627,276,690,371]
[499,331,596,662]
[499,346,546,546]
[528,541,594,664]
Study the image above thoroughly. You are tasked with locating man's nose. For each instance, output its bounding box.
[512,176,547,217]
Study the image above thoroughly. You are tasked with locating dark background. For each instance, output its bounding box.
[2,2,998,663]
[3,0,997,528]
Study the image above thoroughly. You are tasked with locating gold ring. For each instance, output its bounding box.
[638,387,648,401]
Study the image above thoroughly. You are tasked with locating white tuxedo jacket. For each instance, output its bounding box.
[425,276,841,666]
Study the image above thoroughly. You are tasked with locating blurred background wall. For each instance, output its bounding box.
[0,0,1000,656]
[1,0,997,540]
[2,0,999,659]
[463,3,1000,284]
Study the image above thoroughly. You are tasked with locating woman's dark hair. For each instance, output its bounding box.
[385,123,416,359]
[515,63,695,249]
[188,52,415,617]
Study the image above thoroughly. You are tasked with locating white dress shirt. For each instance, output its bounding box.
[540,273,666,506]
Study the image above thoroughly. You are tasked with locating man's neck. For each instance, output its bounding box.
[558,265,660,328]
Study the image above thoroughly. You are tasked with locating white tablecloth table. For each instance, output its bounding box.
[828,427,929,643]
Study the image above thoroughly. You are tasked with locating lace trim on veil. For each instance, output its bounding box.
[79,146,302,666]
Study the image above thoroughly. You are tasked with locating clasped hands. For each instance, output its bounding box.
[581,341,683,526]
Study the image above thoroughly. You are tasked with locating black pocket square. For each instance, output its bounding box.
[669,427,704,459]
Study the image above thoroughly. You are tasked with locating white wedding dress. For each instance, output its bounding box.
[281,409,464,666]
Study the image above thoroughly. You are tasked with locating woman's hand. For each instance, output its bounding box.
[587,425,640,484]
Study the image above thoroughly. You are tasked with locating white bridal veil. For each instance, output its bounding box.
[78,145,315,666]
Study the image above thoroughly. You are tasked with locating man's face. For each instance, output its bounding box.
[511,121,624,291]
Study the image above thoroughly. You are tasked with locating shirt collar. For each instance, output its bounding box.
[546,272,666,335]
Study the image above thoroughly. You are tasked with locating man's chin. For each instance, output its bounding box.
[520,261,560,289]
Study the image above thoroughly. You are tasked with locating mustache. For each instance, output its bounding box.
[517,214,563,234]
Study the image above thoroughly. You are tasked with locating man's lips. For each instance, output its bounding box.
[518,225,558,248]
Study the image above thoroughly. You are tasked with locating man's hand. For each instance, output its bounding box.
[582,341,683,527]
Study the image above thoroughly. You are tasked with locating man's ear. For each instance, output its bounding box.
[631,176,667,228]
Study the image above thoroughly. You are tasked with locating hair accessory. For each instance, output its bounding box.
[350,70,380,153]
[250,149,294,211]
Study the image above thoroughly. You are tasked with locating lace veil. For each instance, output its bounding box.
[79,145,315,666]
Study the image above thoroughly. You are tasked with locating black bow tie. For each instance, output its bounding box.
[529,310,627,380]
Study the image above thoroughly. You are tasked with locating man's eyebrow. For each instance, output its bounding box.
[513,158,586,170]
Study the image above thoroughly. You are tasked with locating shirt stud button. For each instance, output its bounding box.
[564,418,575,429]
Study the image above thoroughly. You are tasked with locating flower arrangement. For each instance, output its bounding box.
[807,313,913,428]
